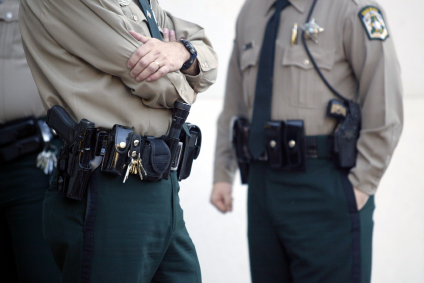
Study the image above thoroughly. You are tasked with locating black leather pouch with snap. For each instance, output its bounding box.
[285,120,306,171]
[265,120,306,171]
[264,121,285,170]
[101,125,133,176]
[141,137,171,181]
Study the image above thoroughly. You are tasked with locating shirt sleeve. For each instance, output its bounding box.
[343,4,404,195]
[151,1,218,94]
[38,0,198,108]
[213,40,247,184]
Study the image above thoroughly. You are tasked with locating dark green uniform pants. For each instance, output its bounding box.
[43,168,201,283]
[0,151,61,283]
[248,159,375,283]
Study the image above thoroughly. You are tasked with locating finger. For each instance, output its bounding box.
[163,28,169,42]
[128,45,151,69]
[169,30,177,42]
[223,194,233,212]
[146,66,169,82]
[129,30,149,43]
[136,61,161,82]
[130,52,156,78]
[211,196,227,213]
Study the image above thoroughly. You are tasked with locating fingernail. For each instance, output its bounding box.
[128,64,132,69]
[130,73,135,78]
[136,77,141,81]
[147,78,151,82]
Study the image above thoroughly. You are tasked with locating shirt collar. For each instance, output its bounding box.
[265,0,308,15]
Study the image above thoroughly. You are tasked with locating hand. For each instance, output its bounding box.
[127,30,190,82]
[353,187,369,211]
[210,182,233,213]
[161,29,199,76]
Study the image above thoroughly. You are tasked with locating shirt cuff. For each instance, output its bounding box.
[184,42,218,93]
[348,171,378,196]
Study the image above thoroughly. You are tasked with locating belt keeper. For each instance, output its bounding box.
[306,137,318,158]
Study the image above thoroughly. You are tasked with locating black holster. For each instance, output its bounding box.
[327,99,361,168]
[176,123,202,181]
[264,120,306,171]
[231,116,251,184]
[56,121,97,201]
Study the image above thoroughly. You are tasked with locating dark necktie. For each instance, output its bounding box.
[137,0,163,40]
[248,0,291,159]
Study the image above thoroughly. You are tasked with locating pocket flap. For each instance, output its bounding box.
[283,45,335,71]
[0,1,19,22]
[240,43,260,71]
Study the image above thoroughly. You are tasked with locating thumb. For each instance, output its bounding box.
[129,30,149,43]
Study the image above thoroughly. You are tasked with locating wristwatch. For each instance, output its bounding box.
[179,39,197,71]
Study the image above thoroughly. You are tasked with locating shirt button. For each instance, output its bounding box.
[303,59,310,65]
[133,15,138,21]
[6,12,13,19]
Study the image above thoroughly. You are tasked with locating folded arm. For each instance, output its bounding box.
[39,0,199,108]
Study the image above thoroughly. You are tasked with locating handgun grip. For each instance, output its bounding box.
[46,105,78,144]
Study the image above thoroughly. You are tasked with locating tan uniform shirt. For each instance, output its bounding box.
[19,0,218,137]
[0,0,45,123]
[214,0,403,195]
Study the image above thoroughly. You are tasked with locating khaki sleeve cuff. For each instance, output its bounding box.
[348,171,378,196]
[213,165,236,185]
[184,43,218,93]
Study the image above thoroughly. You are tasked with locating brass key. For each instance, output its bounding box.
[137,158,147,181]
[123,158,134,183]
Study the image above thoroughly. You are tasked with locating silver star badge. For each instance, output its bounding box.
[302,18,324,43]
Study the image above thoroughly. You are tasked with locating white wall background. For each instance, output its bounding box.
[160,0,424,282]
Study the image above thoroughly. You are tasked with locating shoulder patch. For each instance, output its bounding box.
[358,6,389,41]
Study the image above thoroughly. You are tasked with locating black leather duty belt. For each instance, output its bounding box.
[305,135,332,159]
[0,117,53,163]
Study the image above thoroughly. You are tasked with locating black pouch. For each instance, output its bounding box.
[285,120,306,171]
[264,121,285,169]
[230,116,251,184]
[177,123,202,181]
[101,125,133,176]
[140,137,171,181]
[264,120,306,171]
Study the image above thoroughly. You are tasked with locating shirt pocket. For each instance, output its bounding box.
[239,43,260,107]
[281,44,335,108]
[0,0,20,59]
